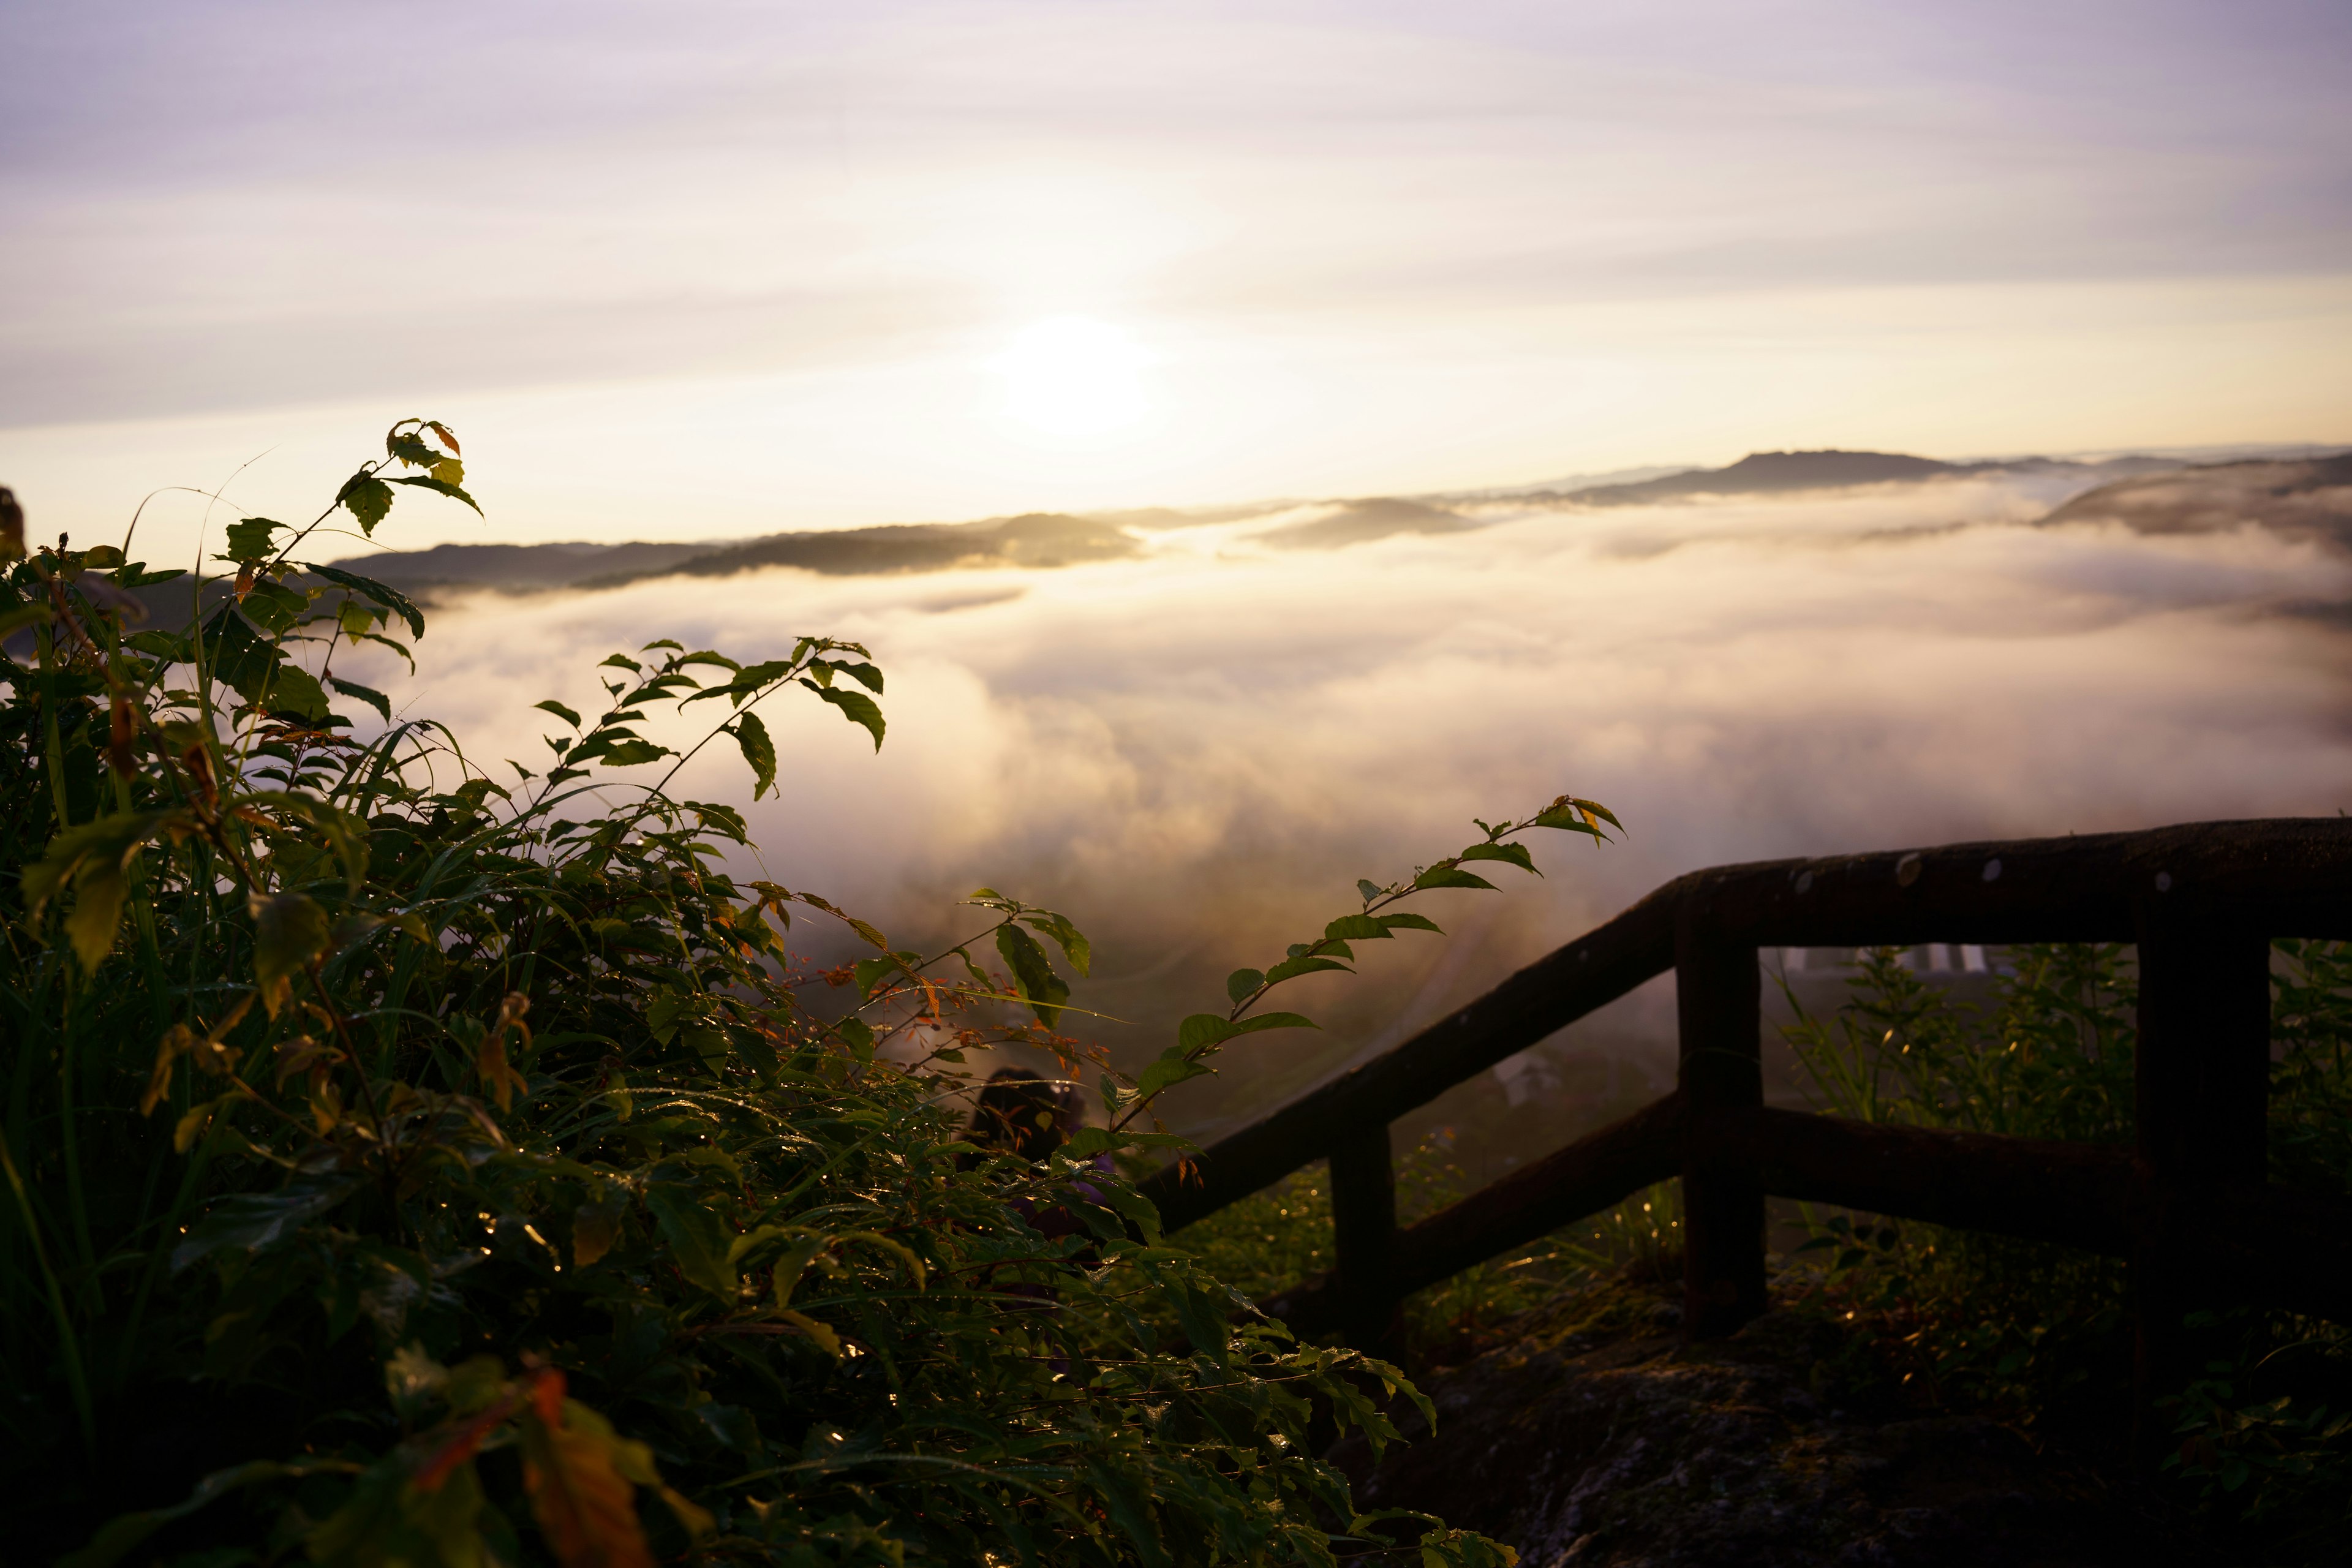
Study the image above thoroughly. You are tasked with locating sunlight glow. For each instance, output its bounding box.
[993,317,1150,437]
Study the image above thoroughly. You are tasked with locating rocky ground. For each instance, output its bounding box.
[1327,1271,2226,1567]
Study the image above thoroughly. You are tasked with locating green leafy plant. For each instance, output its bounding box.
[1,425,1550,1567]
[1779,942,2352,1561]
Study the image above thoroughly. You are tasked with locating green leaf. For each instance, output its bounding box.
[198,606,330,722]
[238,578,307,636]
[1461,841,1537,873]
[339,473,394,535]
[1265,954,1351,985]
[598,739,671,766]
[328,676,391,722]
[1357,878,1384,904]
[1225,968,1264,1005]
[804,681,886,751]
[1413,865,1498,892]
[1137,1049,1215,1098]
[172,1175,361,1270]
[1022,911,1092,976]
[22,810,170,970]
[304,562,424,638]
[387,474,483,515]
[1323,913,1391,942]
[533,698,582,728]
[832,660,884,694]
[249,892,329,1018]
[0,602,55,639]
[643,1186,738,1300]
[1534,796,1621,836]
[221,516,282,564]
[1175,1011,1317,1054]
[732,711,777,801]
[995,924,1069,1028]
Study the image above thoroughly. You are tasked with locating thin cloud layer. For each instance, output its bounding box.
[336,476,2352,1135]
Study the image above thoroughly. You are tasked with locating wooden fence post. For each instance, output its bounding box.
[2133,898,2272,1463]
[1329,1121,1399,1348]
[1678,914,1765,1338]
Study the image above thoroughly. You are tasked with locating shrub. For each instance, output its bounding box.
[0,424,1625,1565]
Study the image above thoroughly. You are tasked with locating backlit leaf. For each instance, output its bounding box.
[804,681,885,750]
[388,474,483,516]
[1225,968,1264,1005]
[339,473,394,535]
[1175,1011,1317,1054]
[221,517,282,564]
[304,562,425,637]
[533,699,582,728]
[1413,865,1498,892]
[1377,912,1445,935]
[249,891,329,1019]
[1323,913,1390,941]
[1460,841,1537,873]
[329,676,391,722]
[643,1186,736,1300]
[518,1381,658,1568]
[731,711,777,801]
[995,923,1069,1028]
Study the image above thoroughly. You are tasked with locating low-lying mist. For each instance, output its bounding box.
[337,470,2352,1155]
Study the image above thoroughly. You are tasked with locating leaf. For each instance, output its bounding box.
[388,474,484,515]
[518,1381,658,1568]
[1175,1011,1317,1054]
[22,810,170,970]
[329,676,391,722]
[1461,841,1537,873]
[423,419,462,455]
[643,1186,737,1300]
[304,562,426,638]
[1137,1049,1215,1098]
[1022,910,1093,976]
[172,1175,361,1270]
[831,660,884,694]
[995,923,1069,1028]
[804,680,886,750]
[595,739,670,767]
[1413,865,1498,892]
[1265,953,1351,985]
[731,711,777,801]
[1324,913,1392,941]
[1534,796,1621,836]
[1378,912,1445,935]
[775,1309,842,1357]
[339,473,394,535]
[0,602,55,639]
[769,1235,827,1304]
[1225,968,1265,1005]
[534,699,582,729]
[572,1211,633,1281]
[220,516,282,564]
[249,892,330,1019]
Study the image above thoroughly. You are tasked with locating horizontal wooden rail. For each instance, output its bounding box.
[1253,1103,2352,1338]
[1142,818,2352,1229]
[1144,818,2352,1457]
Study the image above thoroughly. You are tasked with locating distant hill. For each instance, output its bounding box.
[1543,448,2179,507]
[325,513,1139,595]
[2037,452,2352,545]
[1258,497,1472,549]
[611,512,1137,582]
[323,540,714,594]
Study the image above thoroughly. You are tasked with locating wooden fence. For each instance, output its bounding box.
[1138,818,2352,1447]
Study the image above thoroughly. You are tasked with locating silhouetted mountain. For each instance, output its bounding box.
[1548,448,2179,506]
[2038,452,2352,545]
[612,512,1137,582]
[324,540,713,594]
[1259,497,1472,549]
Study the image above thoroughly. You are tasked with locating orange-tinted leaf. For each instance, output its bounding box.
[519,1373,657,1568]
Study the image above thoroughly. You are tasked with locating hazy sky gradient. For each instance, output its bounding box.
[4,0,2348,553]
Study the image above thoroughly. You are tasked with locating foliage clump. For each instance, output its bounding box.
[0,426,1547,1567]
[1779,943,2352,1562]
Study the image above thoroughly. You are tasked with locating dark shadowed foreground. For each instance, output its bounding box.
[1330,1270,2208,1568]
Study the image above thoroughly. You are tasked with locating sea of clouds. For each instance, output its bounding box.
[333,472,2352,1144]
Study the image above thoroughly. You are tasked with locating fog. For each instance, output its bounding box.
[334,472,2352,1148]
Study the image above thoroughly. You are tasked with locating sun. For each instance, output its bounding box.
[993,316,1149,437]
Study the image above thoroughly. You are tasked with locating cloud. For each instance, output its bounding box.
[334,475,2352,1143]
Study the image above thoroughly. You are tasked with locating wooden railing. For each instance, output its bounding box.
[1139,818,2352,1446]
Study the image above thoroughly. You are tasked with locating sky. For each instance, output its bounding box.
[3,0,2349,559]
